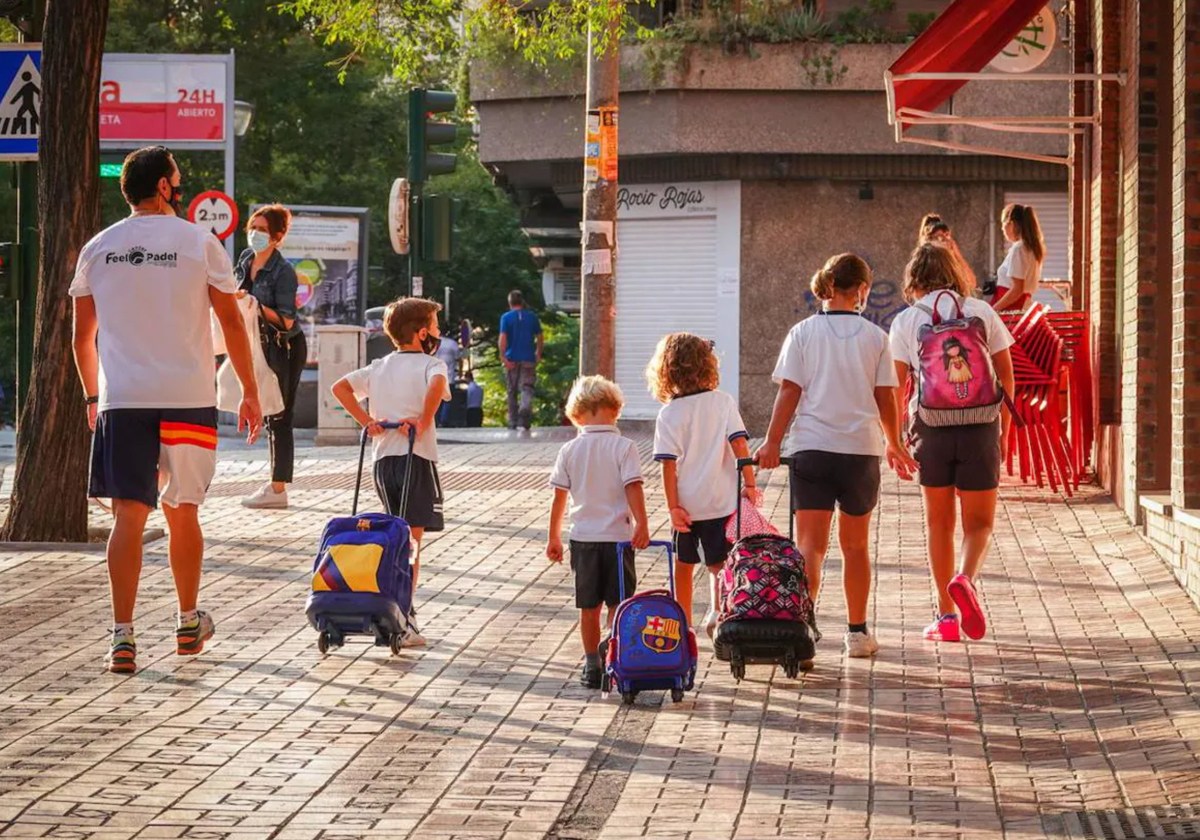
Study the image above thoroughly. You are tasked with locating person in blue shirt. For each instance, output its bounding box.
[498,290,543,429]
[464,371,485,427]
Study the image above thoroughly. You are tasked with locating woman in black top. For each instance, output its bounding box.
[237,204,306,510]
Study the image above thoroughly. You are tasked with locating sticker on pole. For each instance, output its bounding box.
[0,46,41,161]
[187,190,239,240]
[989,7,1055,73]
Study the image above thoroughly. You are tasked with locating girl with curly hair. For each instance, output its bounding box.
[647,333,755,635]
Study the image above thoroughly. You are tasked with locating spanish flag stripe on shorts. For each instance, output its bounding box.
[160,422,218,450]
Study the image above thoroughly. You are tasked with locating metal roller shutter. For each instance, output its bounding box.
[1003,190,1069,281]
[615,215,720,419]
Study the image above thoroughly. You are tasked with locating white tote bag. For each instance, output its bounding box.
[215,296,285,417]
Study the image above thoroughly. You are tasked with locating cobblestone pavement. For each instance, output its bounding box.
[2,431,1200,840]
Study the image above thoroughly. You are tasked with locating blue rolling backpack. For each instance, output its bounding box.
[306,423,415,655]
[602,540,698,704]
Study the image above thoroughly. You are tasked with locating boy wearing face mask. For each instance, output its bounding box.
[331,297,451,647]
[236,205,306,510]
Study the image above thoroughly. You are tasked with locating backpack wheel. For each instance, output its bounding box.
[317,632,331,654]
[622,691,636,705]
[670,688,685,703]
[389,632,403,656]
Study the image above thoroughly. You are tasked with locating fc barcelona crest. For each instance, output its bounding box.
[642,615,681,653]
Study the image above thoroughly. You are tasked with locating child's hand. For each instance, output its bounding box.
[546,536,564,563]
[754,440,780,470]
[741,485,760,504]
[670,506,692,533]
[400,417,428,438]
[632,521,650,550]
[365,419,385,438]
[885,442,918,481]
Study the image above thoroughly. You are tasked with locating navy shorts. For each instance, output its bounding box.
[570,541,637,609]
[89,407,219,509]
[374,454,445,531]
[790,450,881,517]
[675,517,732,566]
[910,418,1001,491]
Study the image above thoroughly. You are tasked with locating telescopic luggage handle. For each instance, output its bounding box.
[735,456,794,542]
[615,539,676,602]
[353,422,417,516]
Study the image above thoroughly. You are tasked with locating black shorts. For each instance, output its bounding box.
[910,418,1001,491]
[675,517,731,566]
[570,541,637,609]
[89,407,219,509]
[790,450,881,516]
[374,455,444,531]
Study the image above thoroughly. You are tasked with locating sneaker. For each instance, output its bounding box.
[106,636,137,674]
[240,483,288,510]
[923,614,961,642]
[580,659,602,689]
[177,610,215,655]
[402,613,427,648]
[703,609,718,641]
[948,574,987,640]
[844,630,880,658]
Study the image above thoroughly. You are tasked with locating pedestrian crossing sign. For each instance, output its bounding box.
[0,45,41,161]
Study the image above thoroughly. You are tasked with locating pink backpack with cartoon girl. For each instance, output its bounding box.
[913,291,1005,427]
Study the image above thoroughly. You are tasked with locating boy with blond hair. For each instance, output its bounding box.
[546,376,650,688]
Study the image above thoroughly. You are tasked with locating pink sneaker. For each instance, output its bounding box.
[923,614,961,642]
[948,574,986,640]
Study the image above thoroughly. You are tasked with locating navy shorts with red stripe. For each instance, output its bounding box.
[89,407,219,509]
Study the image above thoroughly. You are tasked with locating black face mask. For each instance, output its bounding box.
[420,332,441,355]
[170,186,184,215]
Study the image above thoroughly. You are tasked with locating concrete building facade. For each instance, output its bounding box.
[473,13,1072,428]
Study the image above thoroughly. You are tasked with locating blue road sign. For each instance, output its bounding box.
[0,45,41,161]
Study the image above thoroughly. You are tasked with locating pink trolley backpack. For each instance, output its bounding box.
[913,291,1007,427]
[713,456,818,681]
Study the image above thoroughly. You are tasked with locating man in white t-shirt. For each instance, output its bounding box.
[70,145,263,675]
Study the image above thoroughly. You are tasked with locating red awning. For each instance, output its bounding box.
[887,0,1050,124]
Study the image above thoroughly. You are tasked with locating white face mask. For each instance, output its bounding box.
[248,230,272,254]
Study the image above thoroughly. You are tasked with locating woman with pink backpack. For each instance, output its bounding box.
[888,243,1016,643]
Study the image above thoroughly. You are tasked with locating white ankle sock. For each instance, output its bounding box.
[179,609,199,627]
[112,622,135,640]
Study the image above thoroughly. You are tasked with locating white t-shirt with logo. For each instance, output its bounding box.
[68,215,237,410]
[889,292,1015,418]
[773,312,897,458]
[652,390,748,521]
[549,425,644,543]
[996,241,1042,295]
[344,351,450,462]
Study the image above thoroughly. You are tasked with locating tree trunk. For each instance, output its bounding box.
[1,0,109,542]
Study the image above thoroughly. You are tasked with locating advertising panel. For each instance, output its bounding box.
[100,56,228,144]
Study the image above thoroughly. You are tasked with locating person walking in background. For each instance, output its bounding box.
[992,203,1045,311]
[889,243,1015,644]
[499,290,542,430]
[69,145,263,674]
[918,212,977,294]
[464,372,485,427]
[237,205,306,510]
[434,325,460,426]
[755,254,915,660]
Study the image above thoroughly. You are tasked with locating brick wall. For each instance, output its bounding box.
[1141,501,1200,607]
[1171,0,1200,510]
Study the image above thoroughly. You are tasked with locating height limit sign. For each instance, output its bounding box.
[187,190,239,241]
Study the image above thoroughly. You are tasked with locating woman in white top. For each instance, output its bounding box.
[991,203,1045,312]
[755,253,916,660]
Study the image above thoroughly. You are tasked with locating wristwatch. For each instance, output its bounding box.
[84,395,98,405]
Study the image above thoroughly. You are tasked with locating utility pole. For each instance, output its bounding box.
[14,1,43,428]
[579,20,619,379]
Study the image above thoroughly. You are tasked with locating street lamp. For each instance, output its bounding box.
[233,100,255,138]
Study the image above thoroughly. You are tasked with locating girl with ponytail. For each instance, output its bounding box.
[917,212,977,294]
[755,253,916,661]
[992,203,1045,311]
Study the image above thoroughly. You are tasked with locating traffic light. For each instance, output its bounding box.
[408,89,457,185]
[422,194,461,262]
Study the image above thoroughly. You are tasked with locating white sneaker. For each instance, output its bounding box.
[241,483,288,509]
[844,630,880,658]
[702,609,718,641]
[403,614,427,648]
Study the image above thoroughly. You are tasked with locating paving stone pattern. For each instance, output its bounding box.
[1,434,1199,839]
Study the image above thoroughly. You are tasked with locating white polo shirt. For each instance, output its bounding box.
[652,390,749,521]
[343,351,450,462]
[549,425,644,543]
[773,312,897,457]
